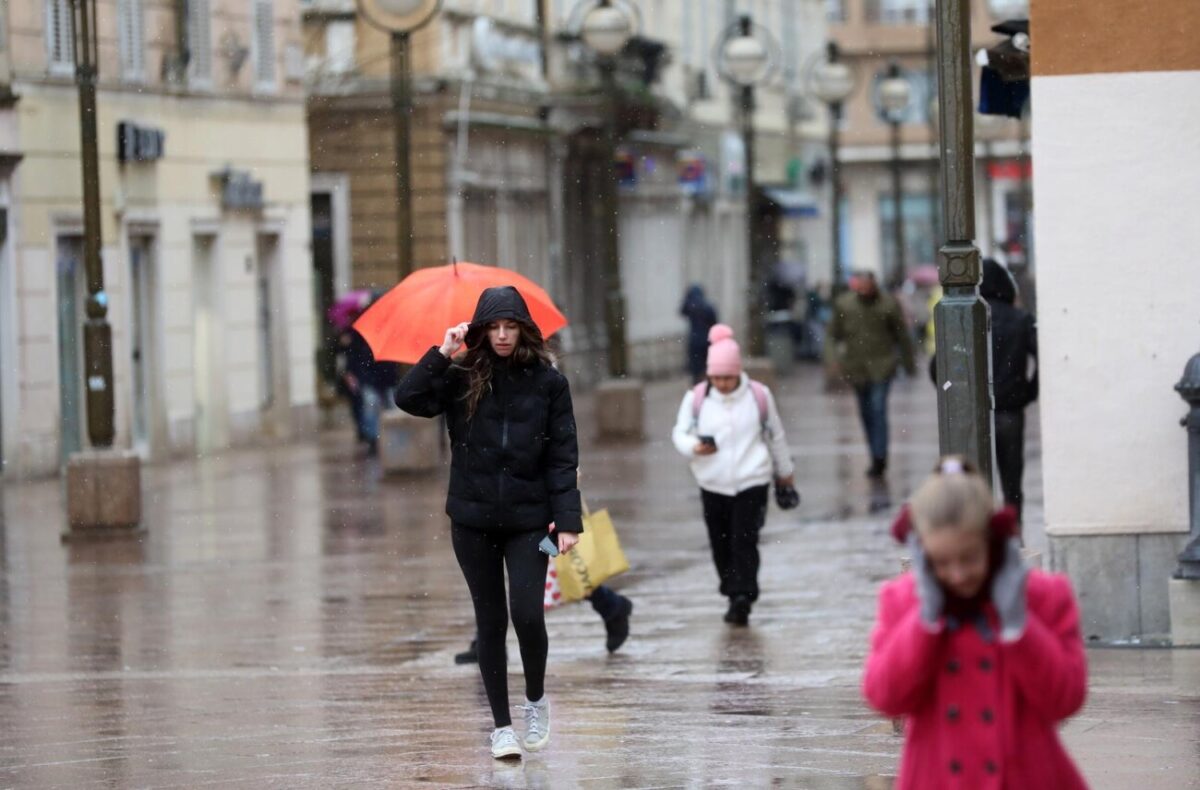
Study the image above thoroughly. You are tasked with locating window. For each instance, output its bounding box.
[825,0,846,23]
[253,0,277,90]
[879,193,938,274]
[324,20,355,74]
[117,0,145,81]
[187,0,213,87]
[987,0,1029,18]
[45,0,74,75]
[865,0,931,25]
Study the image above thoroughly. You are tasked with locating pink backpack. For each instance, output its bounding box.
[690,380,771,438]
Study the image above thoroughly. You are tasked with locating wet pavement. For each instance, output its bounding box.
[1,364,1197,788]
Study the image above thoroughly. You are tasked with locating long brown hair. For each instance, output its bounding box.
[458,320,554,419]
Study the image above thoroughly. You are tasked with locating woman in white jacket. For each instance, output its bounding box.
[671,324,795,625]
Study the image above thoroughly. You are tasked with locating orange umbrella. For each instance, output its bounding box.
[352,262,568,364]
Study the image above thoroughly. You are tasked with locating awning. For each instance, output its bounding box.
[761,187,819,218]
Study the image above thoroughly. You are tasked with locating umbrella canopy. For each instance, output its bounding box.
[353,262,568,364]
[907,264,940,288]
[326,289,374,331]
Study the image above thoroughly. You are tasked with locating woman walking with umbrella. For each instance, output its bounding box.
[394,285,583,761]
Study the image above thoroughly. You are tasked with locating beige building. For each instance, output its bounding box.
[825,0,1030,287]
[0,0,315,477]
[304,0,827,386]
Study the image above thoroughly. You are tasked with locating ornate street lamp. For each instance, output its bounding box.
[809,42,856,294]
[357,0,441,279]
[932,0,993,479]
[878,62,912,289]
[569,0,638,378]
[715,15,778,357]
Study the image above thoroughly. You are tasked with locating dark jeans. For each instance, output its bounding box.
[854,379,892,462]
[994,410,1026,520]
[700,485,770,602]
[451,524,548,728]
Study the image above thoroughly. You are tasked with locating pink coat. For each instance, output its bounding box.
[863,570,1089,790]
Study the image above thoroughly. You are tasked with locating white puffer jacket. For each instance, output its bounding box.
[670,375,795,496]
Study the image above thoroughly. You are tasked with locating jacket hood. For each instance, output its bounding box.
[464,286,538,348]
[979,258,1018,304]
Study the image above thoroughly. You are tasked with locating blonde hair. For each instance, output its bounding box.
[908,456,994,537]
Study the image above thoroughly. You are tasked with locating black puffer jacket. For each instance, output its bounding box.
[394,286,583,534]
[980,259,1038,412]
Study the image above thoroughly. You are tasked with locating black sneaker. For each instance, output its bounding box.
[605,596,634,653]
[454,639,478,665]
[866,458,886,479]
[724,596,752,626]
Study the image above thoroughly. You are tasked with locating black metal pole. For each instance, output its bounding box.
[932,0,993,479]
[889,117,905,289]
[391,30,414,279]
[73,0,113,447]
[743,82,762,355]
[600,61,628,378]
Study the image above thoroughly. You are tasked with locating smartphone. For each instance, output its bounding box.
[538,534,560,557]
[698,435,718,450]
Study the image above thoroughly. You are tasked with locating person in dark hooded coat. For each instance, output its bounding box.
[394,285,582,759]
[930,259,1037,522]
[680,285,719,383]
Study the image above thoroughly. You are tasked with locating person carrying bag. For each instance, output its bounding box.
[670,324,797,626]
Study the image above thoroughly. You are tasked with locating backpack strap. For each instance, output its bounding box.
[690,381,709,430]
[748,380,771,438]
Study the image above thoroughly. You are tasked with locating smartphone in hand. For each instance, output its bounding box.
[538,534,560,557]
[698,435,718,450]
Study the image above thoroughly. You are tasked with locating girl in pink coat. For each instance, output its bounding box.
[863,457,1089,790]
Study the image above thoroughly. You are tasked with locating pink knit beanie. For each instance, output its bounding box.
[706,324,743,377]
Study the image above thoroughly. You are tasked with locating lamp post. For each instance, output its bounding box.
[716,15,776,357]
[878,62,912,290]
[575,0,636,378]
[810,43,855,294]
[932,0,993,479]
[357,0,441,280]
[71,0,113,447]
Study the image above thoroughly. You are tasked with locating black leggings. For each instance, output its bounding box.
[451,524,548,728]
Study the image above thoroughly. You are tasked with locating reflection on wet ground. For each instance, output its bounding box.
[0,366,1196,788]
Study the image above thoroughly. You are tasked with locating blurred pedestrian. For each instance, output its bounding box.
[929,260,1037,524]
[680,284,719,383]
[395,286,583,760]
[863,457,1087,790]
[826,271,916,478]
[341,329,399,455]
[671,324,796,626]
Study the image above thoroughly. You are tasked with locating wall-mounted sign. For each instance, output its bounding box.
[677,149,709,197]
[117,122,165,163]
[213,167,264,211]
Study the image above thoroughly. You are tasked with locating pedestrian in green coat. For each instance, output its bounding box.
[826,272,916,478]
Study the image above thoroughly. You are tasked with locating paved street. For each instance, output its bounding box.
[0,364,1196,789]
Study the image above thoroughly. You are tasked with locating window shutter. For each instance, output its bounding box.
[188,0,213,85]
[45,0,75,71]
[254,0,276,88]
[118,0,145,80]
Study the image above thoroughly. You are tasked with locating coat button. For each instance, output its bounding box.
[946,704,960,722]
[985,760,998,774]
[982,708,995,724]
[979,657,993,672]
[946,658,960,674]
[949,759,962,774]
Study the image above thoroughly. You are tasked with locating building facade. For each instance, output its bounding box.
[1031,0,1199,640]
[825,0,1031,288]
[304,0,827,387]
[0,0,315,477]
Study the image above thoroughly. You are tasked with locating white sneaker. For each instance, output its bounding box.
[490,726,522,760]
[519,697,551,752]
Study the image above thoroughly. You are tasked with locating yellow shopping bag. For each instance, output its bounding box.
[554,505,629,602]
